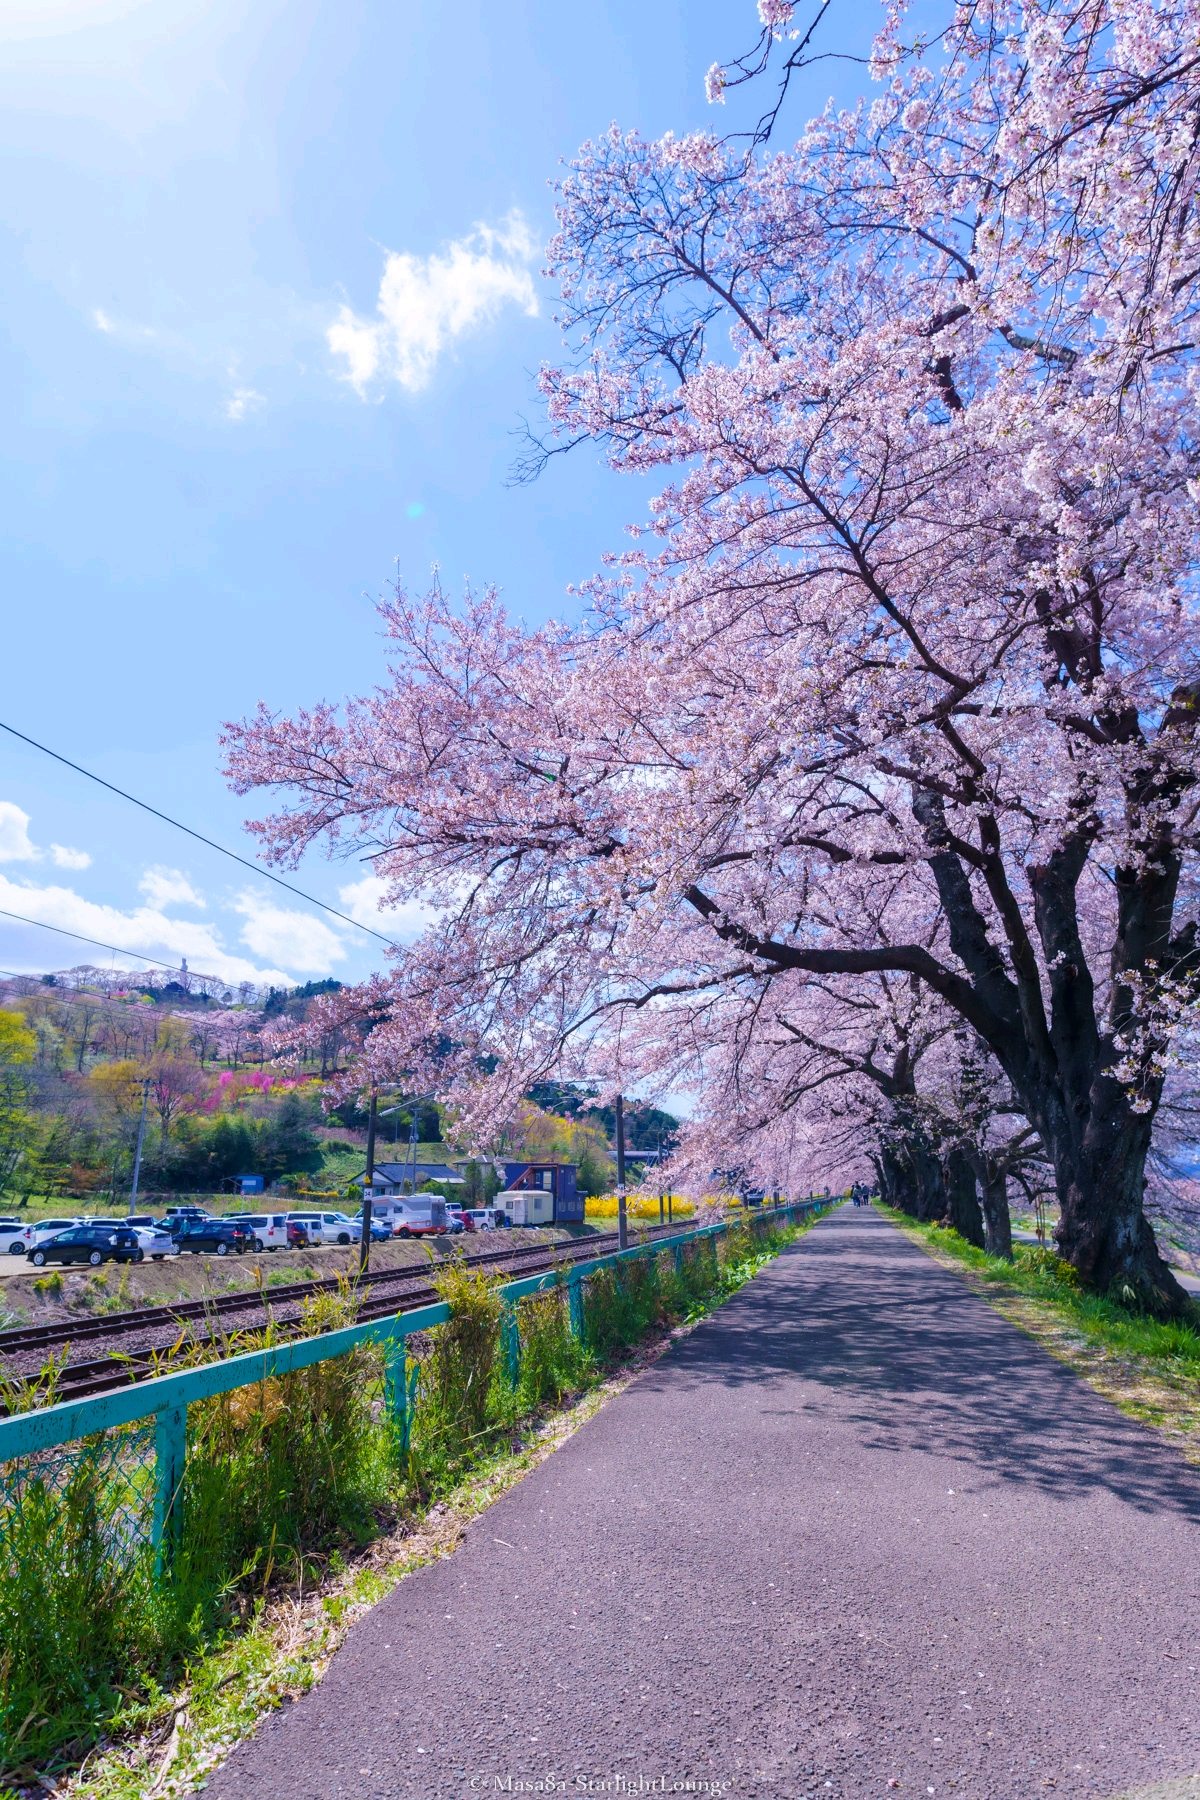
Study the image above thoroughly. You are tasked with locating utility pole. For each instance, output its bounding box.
[128,1078,150,1218]
[406,1098,420,1195]
[361,1084,377,1273]
[615,1092,628,1250]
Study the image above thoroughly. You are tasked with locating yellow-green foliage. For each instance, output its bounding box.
[426,1261,503,1440]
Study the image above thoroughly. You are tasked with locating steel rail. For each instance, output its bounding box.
[0,1224,672,1360]
[0,1218,707,1404]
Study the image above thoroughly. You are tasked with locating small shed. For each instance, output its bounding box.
[500,1162,582,1226]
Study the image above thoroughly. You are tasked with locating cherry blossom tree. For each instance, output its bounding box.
[226,0,1200,1308]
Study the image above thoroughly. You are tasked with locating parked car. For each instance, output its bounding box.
[0,1216,35,1260]
[284,1210,359,1246]
[286,1219,312,1249]
[126,1223,178,1260]
[224,1212,290,1252]
[0,1218,35,1257]
[171,1218,254,1257]
[465,1207,508,1231]
[443,1203,466,1234]
[355,1214,394,1243]
[29,1224,129,1268]
[30,1216,84,1247]
[108,1227,151,1264]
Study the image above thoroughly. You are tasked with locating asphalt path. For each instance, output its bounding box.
[208,1205,1200,1800]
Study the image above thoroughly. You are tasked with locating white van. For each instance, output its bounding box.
[465,1207,507,1232]
[285,1209,360,1246]
[227,1212,290,1251]
[369,1196,448,1238]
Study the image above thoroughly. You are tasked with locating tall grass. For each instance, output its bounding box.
[516,1288,588,1407]
[0,1213,804,1783]
[0,1279,388,1781]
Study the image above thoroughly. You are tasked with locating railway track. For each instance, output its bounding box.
[0,1219,703,1406]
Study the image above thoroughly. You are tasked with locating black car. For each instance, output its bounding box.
[29,1224,140,1268]
[172,1218,254,1257]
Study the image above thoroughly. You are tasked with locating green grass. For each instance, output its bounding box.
[880,1206,1200,1386]
[0,1211,814,1789]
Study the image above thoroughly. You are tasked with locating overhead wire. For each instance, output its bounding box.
[0,906,223,980]
[0,718,394,946]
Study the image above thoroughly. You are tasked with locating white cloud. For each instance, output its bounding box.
[327,210,539,396]
[225,386,264,422]
[50,844,92,871]
[0,802,90,870]
[139,866,204,909]
[0,803,39,863]
[234,891,347,976]
[338,874,433,941]
[0,872,293,986]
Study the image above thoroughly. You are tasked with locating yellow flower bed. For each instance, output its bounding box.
[584,1194,695,1220]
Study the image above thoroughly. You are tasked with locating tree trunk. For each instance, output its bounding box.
[878,1134,958,1226]
[979,1163,1012,1260]
[941,1146,985,1247]
[959,1143,1013,1259]
[874,1145,918,1215]
[1045,1079,1182,1307]
[911,1137,947,1223]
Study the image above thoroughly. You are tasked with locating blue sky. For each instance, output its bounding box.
[0,0,871,990]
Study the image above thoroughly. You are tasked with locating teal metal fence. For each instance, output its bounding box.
[0,1199,830,1567]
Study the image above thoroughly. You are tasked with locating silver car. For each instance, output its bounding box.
[0,1217,36,1257]
[128,1223,178,1261]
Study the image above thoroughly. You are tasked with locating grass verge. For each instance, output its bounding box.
[879,1205,1200,1459]
[2,1213,812,1800]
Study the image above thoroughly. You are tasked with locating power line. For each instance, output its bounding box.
[0,905,225,981]
[0,718,394,946]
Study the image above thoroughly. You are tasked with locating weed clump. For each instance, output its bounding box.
[426,1261,503,1442]
[517,1289,587,1406]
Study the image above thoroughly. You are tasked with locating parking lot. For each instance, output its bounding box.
[0,1209,597,1324]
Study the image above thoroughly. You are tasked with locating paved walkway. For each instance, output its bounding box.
[209,1207,1200,1800]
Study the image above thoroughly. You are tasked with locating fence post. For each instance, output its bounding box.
[502,1302,521,1386]
[153,1401,186,1574]
[673,1243,684,1277]
[567,1271,584,1340]
[385,1338,420,1459]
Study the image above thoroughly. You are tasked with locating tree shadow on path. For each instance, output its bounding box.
[648,1207,1200,1523]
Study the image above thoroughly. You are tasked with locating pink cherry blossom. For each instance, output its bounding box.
[225,0,1200,1307]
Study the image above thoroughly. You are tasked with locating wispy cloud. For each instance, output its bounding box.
[49,844,92,871]
[327,210,539,396]
[225,386,264,422]
[92,307,161,345]
[0,801,90,871]
[139,866,204,910]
